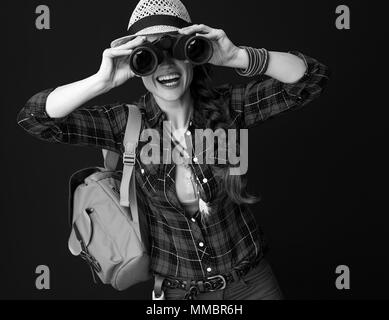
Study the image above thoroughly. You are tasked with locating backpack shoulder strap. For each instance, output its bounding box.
[119,105,142,223]
[102,104,142,220]
[102,105,141,171]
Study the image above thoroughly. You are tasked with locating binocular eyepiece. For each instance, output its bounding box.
[129,33,213,76]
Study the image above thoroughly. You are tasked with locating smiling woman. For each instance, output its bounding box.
[16,0,330,300]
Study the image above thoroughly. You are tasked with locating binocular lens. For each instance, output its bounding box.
[131,49,157,76]
[186,38,212,64]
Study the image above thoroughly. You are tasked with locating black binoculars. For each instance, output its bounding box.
[129,32,213,76]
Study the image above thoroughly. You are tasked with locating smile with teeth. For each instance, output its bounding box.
[157,73,181,87]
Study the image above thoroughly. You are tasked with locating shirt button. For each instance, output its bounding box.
[206,267,212,273]
[193,157,198,163]
[186,131,191,136]
[141,169,145,174]
[199,242,204,247]
[191,218,196,222]
[202,178,208,183]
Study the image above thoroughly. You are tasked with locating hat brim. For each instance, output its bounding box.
[110,25,181,48]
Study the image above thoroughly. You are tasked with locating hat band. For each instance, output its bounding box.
[128,14,192,34]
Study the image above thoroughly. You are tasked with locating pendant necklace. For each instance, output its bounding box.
[169,116,211,220]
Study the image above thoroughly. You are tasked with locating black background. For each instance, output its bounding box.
[1,0,387,300]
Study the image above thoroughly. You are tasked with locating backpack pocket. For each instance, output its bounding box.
[68,207,123,284]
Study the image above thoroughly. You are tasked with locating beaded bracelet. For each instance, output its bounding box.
[234,46,270,77]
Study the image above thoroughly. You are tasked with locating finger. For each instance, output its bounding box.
[114,36,147,49]
[199,28,226,40]
[194,30,219,40]
[179,24,213,35]
[104,48,133,58]
[179,24,212,34]
[116,36,146,49]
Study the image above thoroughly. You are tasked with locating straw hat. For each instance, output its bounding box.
[110,0,193,48]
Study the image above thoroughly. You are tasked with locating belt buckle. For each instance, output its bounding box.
[205,274,227,291]
[163,278,181,289]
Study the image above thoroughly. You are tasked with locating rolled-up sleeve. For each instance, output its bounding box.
[16,88,128,153]
[219,51,330,128]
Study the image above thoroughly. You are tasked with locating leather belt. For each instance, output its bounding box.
[160,257,262,299]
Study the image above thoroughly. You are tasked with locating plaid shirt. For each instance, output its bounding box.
[17,51,329,281]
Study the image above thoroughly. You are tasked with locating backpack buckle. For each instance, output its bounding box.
[123,152,136,166]
[123,143,137,166]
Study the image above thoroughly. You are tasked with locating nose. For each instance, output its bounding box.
[158,50,177,69]
[161,49,174,61]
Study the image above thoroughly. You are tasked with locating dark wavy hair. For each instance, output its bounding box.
[189,64,259,208]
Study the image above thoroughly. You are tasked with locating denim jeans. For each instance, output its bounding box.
[164,258,284,300]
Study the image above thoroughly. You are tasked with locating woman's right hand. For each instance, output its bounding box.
[96,36,147,90]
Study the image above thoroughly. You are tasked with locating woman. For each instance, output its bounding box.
[17,0,329,300]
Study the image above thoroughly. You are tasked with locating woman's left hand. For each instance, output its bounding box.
[178,24,241,67]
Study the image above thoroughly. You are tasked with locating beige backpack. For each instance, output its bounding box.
[67,105,152,290]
